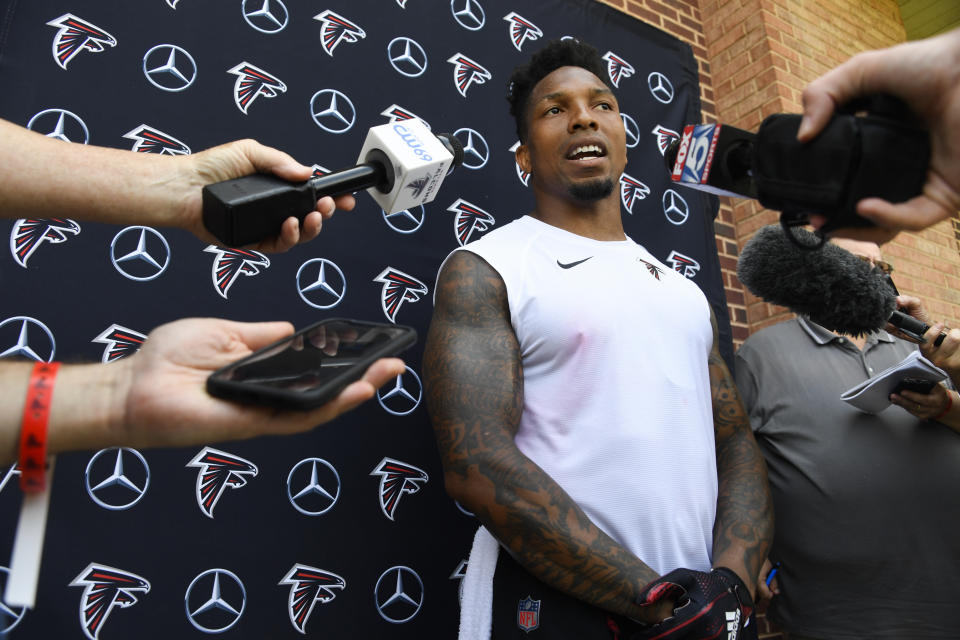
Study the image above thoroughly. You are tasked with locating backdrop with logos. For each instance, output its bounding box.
[0,0,727,637]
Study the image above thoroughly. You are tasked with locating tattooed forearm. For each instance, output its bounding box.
[424,250,660,619]
[708,312,773,592]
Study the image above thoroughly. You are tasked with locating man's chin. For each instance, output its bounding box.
[568,178,614,202]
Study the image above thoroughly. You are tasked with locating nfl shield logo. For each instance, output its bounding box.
[517,595,541,632]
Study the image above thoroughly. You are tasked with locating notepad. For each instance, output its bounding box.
[841,350,948,414]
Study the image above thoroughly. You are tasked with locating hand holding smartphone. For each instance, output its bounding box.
[206,318,416,410]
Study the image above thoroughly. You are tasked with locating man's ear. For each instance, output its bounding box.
[516,143,531,174]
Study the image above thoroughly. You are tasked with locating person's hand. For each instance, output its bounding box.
[799,28,960,240]
[756,558,779,605]
[176,139,356,252]
[890,381,952,421]
[918,321,960,380]
[111,318,403,450]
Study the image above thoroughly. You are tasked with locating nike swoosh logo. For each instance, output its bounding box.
[556,257,593,269]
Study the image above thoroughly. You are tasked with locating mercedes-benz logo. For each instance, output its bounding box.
[296,258,346,309]
[662,189,690,225]
[0,464,20,495]
[374,566,424,624]
[621,113,640,149]
[287,457,341,516]
[451,0,485,30]
[185,568,246,633]
[0,316,55,362]
[377,366,422,416]
[310,89,356,134]
[242,0,288,33]
[143,44,197,92]
[27,108,89,144]
[110,226,171,281]
[85,447,150,511]
[454,128,489,169]
[455,501,475,517]
[383,205,425,234]
[0,567,27,634]
[648,71,675,104]
[388,37,427,78]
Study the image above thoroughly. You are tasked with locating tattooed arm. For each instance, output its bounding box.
[424,250,670,621]
[708,309,774,595]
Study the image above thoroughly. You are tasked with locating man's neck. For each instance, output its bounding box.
[529,190,625,241]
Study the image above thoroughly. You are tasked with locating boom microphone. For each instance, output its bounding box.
[202,119,464,247]
[737,225,930,340]
[665,96,929,235]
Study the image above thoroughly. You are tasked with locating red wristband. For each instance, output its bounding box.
[932,390,954,422]
[19,361,60,493]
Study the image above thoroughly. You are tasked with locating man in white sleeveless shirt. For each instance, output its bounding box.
[424,39,772,640]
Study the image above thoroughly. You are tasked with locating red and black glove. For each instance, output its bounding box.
[630,567,757,640]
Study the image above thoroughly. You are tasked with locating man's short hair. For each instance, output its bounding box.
[506,39,610,143]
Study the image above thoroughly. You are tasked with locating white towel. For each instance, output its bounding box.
[458,525,499,640]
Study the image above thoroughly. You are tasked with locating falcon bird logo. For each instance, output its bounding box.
[70,563,150,640]
[313,10,366,56]
[509,141,530,186]
[374,267,428,323]
[204,246,271,299]
[166,0,182,7]
[227,62,287,114]
[123,125,191,155]
[371,457,428,521]
[92,324,147,363]
[405,176,430,199]
[47,14,116,70]
[602,51,635,88]
[380,104,430,129]
[666,250,701,279]
[652,125,680,156]
[10,218,81,267]
[504,12,542,51]
[620,174,651,214]
[187,447,258,518]
[447,198,495,246]
[638,258,664,281]
[447,53,492,98]
[279,564,346,634]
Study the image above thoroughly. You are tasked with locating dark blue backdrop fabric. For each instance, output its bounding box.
[0,1,729,637]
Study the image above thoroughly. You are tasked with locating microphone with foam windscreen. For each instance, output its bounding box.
[202,118,464,247]
[736,224,931,341]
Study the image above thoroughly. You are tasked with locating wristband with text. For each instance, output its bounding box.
[19,361,60,493]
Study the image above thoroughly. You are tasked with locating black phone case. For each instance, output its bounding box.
[206,318,416,410]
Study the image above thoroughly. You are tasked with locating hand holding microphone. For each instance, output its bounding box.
[202,120,464,247]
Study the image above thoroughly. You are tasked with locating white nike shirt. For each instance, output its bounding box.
[449,215,717,574]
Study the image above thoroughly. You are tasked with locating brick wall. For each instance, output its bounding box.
[596,1,959,637]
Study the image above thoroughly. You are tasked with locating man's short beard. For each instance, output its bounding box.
[568,178,614,202]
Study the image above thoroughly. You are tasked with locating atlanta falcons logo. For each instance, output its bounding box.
[92,324,147,363]
[371,457,428,521]
[70,563,150,640]
[504,12,542,51]
[602,51,635,88]
[666,250,701,279]
[406,176,430,199]
[638,258,664,281]
[166,0,182,7]
[187,447,258,519]
[652,125,680,156]
[374,267,428,323]
[228,62,286,114]
[509,141,530,186]
[10,218,81,267]
[47,14,116,70]
[123,125,191,155]
[380,104,430,129]
[447,198,495,246]
[204,246,270,299]
[313,10,366,56]
[279,564,346,634]
[447,53,492,98]
[620,173,651,214]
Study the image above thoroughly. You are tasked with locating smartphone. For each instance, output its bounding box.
[892,377,937,395]
[206,318,416,410]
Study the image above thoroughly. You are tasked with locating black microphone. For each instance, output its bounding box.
[736,224,930,341]
[665,96,929,235]
[202,120,464,247]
